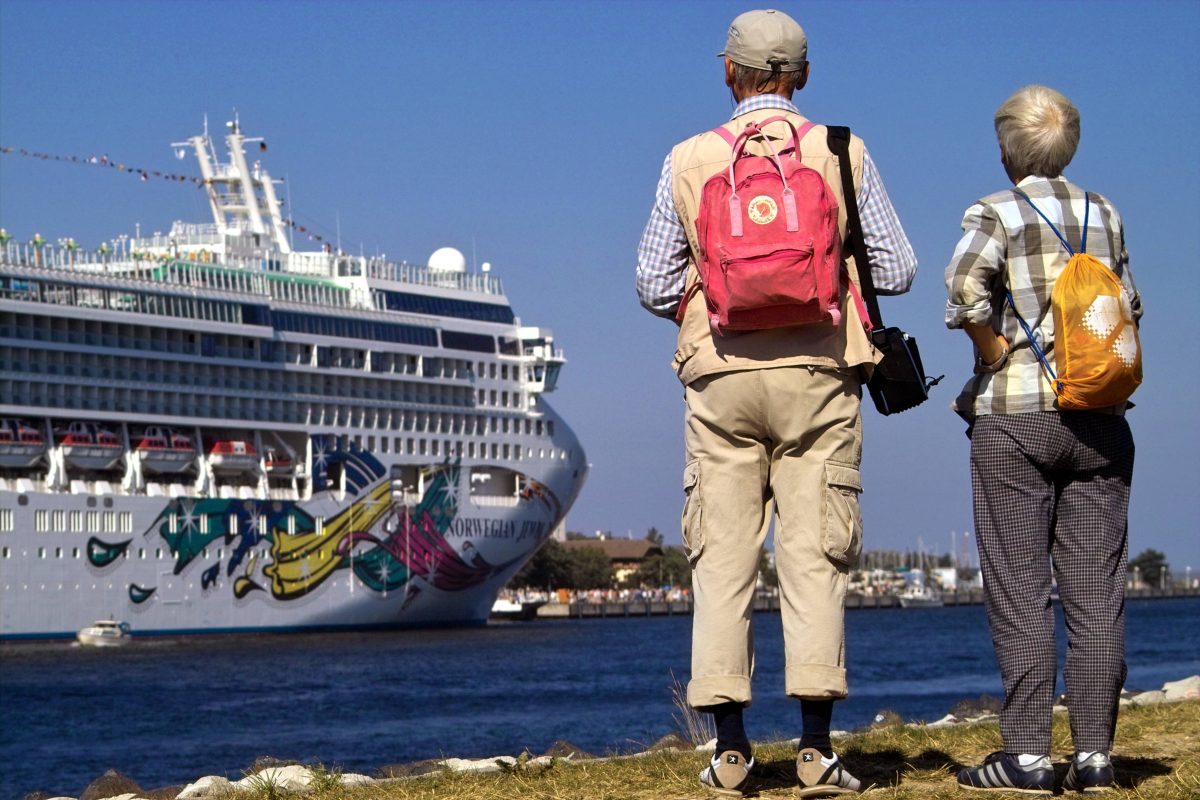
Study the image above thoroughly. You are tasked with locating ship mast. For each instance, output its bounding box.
[172,115,292,254]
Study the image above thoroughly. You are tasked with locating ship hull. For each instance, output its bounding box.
[1,424,585,639]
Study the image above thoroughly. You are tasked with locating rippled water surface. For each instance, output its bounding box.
[2,596,1197,797]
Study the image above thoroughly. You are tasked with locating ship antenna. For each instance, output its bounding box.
[286,174,294,250]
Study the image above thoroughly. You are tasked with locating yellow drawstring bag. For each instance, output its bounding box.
[1010,191,1142,410]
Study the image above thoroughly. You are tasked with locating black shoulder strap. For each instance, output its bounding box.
[827,126,883,332]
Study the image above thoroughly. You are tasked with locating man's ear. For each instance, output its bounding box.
[795,62,810,92]
[724,56,736,88]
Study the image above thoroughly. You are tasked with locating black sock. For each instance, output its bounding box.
[702,702,751,761]
[799,699,834,757]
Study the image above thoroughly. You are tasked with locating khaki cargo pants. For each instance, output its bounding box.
[683,365,863,708]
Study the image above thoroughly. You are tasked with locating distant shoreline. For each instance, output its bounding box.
[527,587,1200,620]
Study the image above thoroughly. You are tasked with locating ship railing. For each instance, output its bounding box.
[2,241,505,298]
[364,258,505,295]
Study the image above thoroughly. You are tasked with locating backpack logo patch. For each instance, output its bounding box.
[748,195,778,225]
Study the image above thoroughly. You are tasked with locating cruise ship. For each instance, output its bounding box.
[0,120,587,639]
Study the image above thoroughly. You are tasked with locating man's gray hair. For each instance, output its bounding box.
[994,85,1080,179]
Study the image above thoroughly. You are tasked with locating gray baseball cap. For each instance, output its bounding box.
[719,9,807,72]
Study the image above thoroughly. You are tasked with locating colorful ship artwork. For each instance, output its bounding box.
[0,119,587,638]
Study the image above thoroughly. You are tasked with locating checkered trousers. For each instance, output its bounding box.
[970,411,1133,755]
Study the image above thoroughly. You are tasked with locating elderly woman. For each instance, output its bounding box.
[945,85,1141,795]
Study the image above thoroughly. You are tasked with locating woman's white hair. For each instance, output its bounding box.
[994,85,1080,179]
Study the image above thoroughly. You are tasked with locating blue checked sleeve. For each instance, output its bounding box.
[636,154,692,318]
[857,149,917,295]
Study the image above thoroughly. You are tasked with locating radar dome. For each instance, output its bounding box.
[428,247,467,273]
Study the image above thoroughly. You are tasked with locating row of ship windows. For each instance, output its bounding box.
[0,546,271,561]
[2,381,535,424]
[2,290,513,353]
[0,509,134,534]
[4,349,509,404]
[2,313,524,385]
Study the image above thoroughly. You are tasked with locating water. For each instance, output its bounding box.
[2,597,1197,797]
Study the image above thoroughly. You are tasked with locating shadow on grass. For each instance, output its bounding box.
[748,746,959,793]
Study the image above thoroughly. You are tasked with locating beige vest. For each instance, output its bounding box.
[670,108,879,385]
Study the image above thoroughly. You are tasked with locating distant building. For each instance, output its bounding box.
[561,537,663,584]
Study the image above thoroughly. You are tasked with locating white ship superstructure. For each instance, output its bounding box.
[0,120,587,638]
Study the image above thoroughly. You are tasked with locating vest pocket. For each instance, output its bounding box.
[681,459,704,565]
[822,460,862,567]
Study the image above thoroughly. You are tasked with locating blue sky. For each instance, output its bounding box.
[2,0,1197,575]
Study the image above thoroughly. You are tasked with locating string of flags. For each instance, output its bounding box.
[0,144,212,184]
[0,143,335,246]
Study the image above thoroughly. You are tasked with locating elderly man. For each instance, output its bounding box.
[636,9,915,796]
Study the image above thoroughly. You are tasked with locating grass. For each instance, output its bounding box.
[211,700,1200,800]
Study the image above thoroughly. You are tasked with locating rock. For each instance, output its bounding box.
[1163,675,1200,702]
[244,756,297,774]
[21,793,53,800]
[234,765,313,791]
[646,732,692,752]
[439,756,515,774]
[339,773,374,786]
[695,736,717,752]
[1131,690,1166,706]
[95,795,139,800]
[950,694,1004,719]
[541,740,595,760]
[80,770,142,800]
[143,787,185,800]
[375,759,443,779]
[176,776,230,799]
[925,713,959,729]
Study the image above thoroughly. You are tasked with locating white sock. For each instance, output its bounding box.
[1076,751,1098,763]
[1017,753,1048,767]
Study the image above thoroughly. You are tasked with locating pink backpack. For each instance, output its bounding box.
[680,116,844,335]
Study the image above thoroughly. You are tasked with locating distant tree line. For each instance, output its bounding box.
[510,530,1181,593]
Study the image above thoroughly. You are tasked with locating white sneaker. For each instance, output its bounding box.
[700,750,754,796]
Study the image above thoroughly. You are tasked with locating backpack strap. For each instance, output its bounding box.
[1013,188,1090,255]
[711,117,817,155]
[826,125,881,332]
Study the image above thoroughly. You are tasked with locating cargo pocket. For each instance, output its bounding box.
[822,461,863,567]
[681,459,704,565]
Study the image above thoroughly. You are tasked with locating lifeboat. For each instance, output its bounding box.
[56,421,123,471]
[135,426,196,473]
[263,445,295,476]
[0,418,46,468]
[207,439,260,475]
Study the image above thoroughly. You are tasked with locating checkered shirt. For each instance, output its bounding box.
[945,175,1142,417]
[635,95,917,317]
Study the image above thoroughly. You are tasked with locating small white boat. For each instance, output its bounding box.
[207,439,259,474]
[136,426,196,473]
[898,585,944,608]
[263,445,295,476]
[76,619,132,646]
[490,596,547,621]
[0,418,45,468]
[57,421,123,471]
